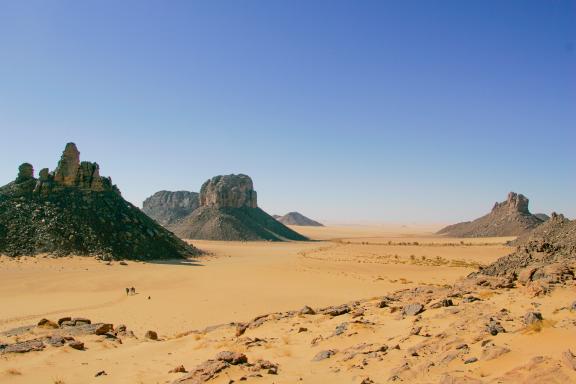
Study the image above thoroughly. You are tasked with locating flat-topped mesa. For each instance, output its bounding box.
[492,192,530,215]
[199,174,258,209]
[167,174,307,241]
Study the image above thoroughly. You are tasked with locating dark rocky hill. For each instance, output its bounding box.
[168,174,308,241]
[142,190,199,225]
[276,212,323,227]
[478,212,576,281]
[0,143,200,260]
[437,192,544,237]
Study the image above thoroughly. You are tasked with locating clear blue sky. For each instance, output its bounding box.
[0,0,574,223]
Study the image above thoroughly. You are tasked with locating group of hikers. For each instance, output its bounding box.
[125,287,151,300]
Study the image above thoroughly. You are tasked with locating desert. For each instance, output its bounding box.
[1,2,574,383]
[2,218,576,383]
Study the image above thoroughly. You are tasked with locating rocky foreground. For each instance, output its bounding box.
[438,192,545,237]
[0,143,200,259]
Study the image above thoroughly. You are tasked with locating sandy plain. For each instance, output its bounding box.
[1,225,574,383]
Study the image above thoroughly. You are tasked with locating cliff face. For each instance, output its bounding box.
[0,143,200,259]
[167,174,308,241]
[199,174,258,209]
[143,191,199,226]
[437,192,544,237]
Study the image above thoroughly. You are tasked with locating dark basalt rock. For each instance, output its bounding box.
[0,143,200,260]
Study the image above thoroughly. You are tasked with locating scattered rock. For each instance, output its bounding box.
[312,349,336,361]
[486,319,506,335]
[169,365,187,373]
[334,323,348,336]
[235,323,248,337]
[464,357,478,364]
[299,305,316,315]
[523,311,543,325]
[57,317,72,326]
[94,323,114,335]
[216,351,248,365]
[562,350,576,371]
[482,345,510,360]
[352,308,365,318]
[172,359,229,383]
[44,335,67,347]
[68,340,84,350]
[72,317,91,325]
[463,296,481,303]
[321,304,350,316]
[0,339,45,354]
[402,303,424,316]
[430,299,454,309]
[145,330,158,340]
[95,370,107,377]
[37,318,59,329]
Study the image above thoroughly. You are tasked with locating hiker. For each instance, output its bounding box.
[130,287,136,295]
[125,287,129,295]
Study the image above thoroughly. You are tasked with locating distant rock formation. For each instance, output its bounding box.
[168,174,308,241]
[142,191,199,225]
[0,143,200,259]
[276,212,324,227]
[437,192,544,237]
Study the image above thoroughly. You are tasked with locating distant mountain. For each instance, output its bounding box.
[0,143,200,259]
[142,190,199,225]
[276,212,324,227]
[167,174,308,241]
[437,192,544,237]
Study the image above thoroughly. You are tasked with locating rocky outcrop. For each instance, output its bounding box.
[276,212,324,227]
[478,213,576,281]
[437,192,545,237]
[142,191,199,225]
[199,174,257,208]
[0,143,200,259]
[168,174,307,241]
